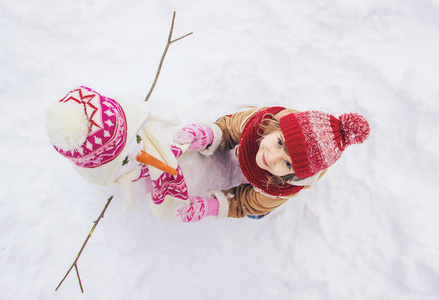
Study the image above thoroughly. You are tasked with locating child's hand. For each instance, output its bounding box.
[173,124,214,151]
[175,196,219,223]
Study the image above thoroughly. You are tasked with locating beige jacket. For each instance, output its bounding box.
[205,107,325,219]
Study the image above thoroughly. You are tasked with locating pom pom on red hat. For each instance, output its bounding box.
[339,113,370,147]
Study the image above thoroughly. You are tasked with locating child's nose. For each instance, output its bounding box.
[268,149,284,165]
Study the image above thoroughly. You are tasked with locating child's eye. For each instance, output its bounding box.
[285,160,292,170]
[278,137,283,148]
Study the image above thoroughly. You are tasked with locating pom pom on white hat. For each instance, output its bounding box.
[46,101,90,151]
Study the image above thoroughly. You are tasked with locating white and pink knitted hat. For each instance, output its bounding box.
[279,111,370,178]
[46,86,150,185]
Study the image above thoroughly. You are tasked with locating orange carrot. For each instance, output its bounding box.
[136,150,178,176]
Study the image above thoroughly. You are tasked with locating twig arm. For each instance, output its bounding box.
[145,11,193,102]
[55,196,113,293]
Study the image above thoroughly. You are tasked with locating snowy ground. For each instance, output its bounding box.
[2,0,439,299]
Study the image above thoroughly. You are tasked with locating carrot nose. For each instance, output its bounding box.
[136,150,179,176]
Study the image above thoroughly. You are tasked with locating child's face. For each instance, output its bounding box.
[256,130,294,177]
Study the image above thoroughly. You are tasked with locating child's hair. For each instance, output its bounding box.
[258,113,295,187]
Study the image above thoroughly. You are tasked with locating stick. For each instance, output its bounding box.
[145,11,193,101]
[136,150,178,176]
[55,196,114,293]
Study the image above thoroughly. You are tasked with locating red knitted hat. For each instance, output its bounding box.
[279,111,370,178]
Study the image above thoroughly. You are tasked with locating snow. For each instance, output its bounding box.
[1,0,439,299]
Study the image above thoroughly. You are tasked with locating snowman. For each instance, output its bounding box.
[46,86,190,216]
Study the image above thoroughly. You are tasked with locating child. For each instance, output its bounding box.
[173,106,370,222]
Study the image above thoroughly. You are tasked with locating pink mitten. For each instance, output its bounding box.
[174,124,214,152]
[175,196,219,223]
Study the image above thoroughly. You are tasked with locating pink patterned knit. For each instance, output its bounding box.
[54,86,127,168]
